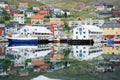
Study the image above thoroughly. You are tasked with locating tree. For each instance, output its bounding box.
[0,18,5,23]
[64,11,67,18]
[2,8,11,21]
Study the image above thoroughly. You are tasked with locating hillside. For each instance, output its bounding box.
[3,0,120,10]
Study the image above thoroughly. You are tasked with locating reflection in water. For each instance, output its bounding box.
[0,43,120,80]
[70,43,103,60]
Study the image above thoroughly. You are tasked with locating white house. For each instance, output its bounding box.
[25,11,34,18]
[18,26,52,40]
[61,10,70,16]
[72,25,103,42]
[69,18,104,28]
[0,1,8,8]
[13,14,25,24]
[6,44,52,59]
[71,44,103,60]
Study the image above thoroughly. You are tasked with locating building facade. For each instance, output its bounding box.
[13,14,25,24]
[71,44,103,60]
[31,14,44,24]
[69,18,104,28]
[72,25,103,42]
[102,20,120,40]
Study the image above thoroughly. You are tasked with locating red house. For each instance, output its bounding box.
[10,10,19,16]
[5,6,13,13]
[113,10,120,17]
[0,24,5,36]
[39,10,49,16]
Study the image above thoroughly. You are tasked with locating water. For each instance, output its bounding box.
[0,43,120,80]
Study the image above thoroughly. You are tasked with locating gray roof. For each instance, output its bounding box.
[102,20,120,28]
[6,21,19,28]
[0,24,5,27]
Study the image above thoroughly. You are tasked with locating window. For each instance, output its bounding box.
[83,36,86,38]
[79,28,82,31]
[76,36,78,39]
[76,32,78,34]
[83,32,85,34]
[79,50,82,57]
[76,46,78,49]
[76,51,78,53]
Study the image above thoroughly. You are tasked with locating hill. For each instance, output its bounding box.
[3,0,120,11]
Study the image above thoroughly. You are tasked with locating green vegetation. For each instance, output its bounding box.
[0,8,11,23]
[25,18,31,23]
[45,60,98,80]
[0,59,12,71]
[44,18,50,22]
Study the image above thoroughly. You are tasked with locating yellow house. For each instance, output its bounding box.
[102,20,120,40]
[31,14,44,24]
[103,45,120,55]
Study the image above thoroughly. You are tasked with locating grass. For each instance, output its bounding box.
[44,60,98,80]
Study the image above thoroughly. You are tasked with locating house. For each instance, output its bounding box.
[95,3,115,12]
[25,11,34,18]
[19,69,29,76]
[19,2,28,8]
[0,24,6,41]
[72,25,103,42]
[17,7,27,13]
[0,47,5,59]
[61,9,70,16]
[50,18,64,26]
[31,14,44,24]
[112,10,120,17]
[10,9,19,16]
[5,6,13,13]
[0,43,6,59]
[32,61,45,66]
[69,18,104,28]
[13,14,25,24]
[0,1,8,8]
[0,24,5,38]
[95,3,106,11]
[101,20,120,40]
[71,44,103,60]
[52,7,62,15]
[6,21,19,37]
[103,45,120,55]
[106,4,115,12]
[32,6,40,11]
[39,10,49,16]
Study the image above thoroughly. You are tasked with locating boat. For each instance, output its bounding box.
[7,25,52,43]
[7,37,38,43]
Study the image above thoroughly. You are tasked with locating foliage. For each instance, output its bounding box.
[0,59,11,71]
[63,20,72,33]
[44,18,50,22]
[0,8,11,23]
[62,48,71,58]
[25,18,31,23]
[0,18,5,23]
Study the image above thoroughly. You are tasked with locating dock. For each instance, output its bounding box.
[38,39,94,45]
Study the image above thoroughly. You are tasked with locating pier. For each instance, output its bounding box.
[38,39,94,45]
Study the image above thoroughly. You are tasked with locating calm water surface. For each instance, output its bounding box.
[0,43,120,80]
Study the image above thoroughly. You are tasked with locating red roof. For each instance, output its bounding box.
[32,61,45,66]
[40,65,49,69]
[40,10,49,15]
[31,14,44,19]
